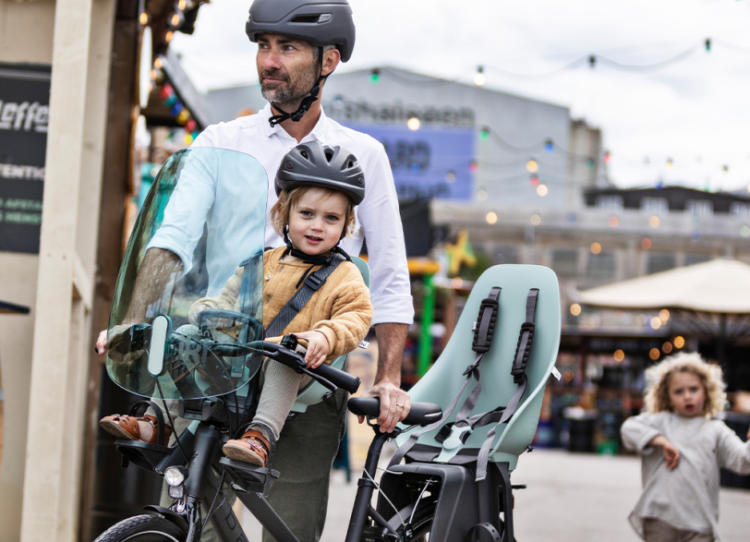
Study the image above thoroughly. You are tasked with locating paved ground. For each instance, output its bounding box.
[239,447,750,541]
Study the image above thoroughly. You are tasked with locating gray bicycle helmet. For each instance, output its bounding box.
[246,0,356,62]
[276,141,365,204]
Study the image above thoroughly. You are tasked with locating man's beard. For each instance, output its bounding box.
[260,63,318,109]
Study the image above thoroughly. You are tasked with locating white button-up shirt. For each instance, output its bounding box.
[148,103,413,325]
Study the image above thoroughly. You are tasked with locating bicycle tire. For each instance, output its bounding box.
[390,502,435,541]
[94,514,185,542]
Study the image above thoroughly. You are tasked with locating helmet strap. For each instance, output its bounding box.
[283,226,331,265]
[269,47,331,127]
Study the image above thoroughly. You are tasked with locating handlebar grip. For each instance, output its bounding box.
[310,363,361,394]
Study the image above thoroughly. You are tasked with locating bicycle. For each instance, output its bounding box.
[95,147,561,542]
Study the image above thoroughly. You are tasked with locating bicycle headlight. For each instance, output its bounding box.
[164,466,187,487]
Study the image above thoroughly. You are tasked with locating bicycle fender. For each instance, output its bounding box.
[143,505,189,534]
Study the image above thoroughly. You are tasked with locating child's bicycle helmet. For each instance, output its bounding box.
[275,141,365,204]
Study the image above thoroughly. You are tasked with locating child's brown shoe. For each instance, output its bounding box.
[100,414,172,446]
[223,428,272,467]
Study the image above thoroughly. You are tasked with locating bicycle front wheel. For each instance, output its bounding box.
[94,514,185,542]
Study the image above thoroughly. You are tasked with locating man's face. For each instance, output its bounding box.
[256,33,318,107]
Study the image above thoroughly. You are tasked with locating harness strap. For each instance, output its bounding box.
[264,252,346,338]
[388,287,501,468]
[475,288,539,481]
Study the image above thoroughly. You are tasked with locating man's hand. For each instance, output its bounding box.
[95,328,108,355]
[359,322,410,433]
[650,435,680,470]
[363,380,411,433]
[294,330,330,369]
[98,324,144,363]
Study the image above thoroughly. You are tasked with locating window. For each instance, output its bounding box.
[587,252,616,280]
[552,249,579,277]
[640,197,668,214]
[686,200,713,216]
[648,252,676,275]
[596,195,623,211]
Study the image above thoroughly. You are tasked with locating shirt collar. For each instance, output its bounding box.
[260,102,330,143]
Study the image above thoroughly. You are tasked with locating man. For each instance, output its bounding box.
[97,1,413,539]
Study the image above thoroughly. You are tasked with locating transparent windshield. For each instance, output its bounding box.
[106,147,268,400]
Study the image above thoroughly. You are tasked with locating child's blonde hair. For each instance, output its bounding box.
[644,352,726,418]
[270,186,356,239]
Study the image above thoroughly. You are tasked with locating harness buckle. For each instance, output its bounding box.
[434,424,474,463]
[304,273,326,291]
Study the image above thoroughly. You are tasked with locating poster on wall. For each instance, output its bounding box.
[344,123,475,201]
[0,62,50,254]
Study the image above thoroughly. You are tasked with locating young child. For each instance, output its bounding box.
[621,352,750,542]
[101,142,373,468]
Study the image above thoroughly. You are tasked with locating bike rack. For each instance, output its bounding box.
[219,457,280,496]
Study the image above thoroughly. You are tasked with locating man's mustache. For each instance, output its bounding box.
[260,70,288,83]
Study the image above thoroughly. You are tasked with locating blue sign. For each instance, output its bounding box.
[345,123,475,201]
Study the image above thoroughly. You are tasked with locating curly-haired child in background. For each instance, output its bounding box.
[621,352,750,542]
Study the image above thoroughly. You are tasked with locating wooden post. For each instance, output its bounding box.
[19,0,115,539]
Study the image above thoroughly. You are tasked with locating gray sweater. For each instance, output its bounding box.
[621,412,750,541]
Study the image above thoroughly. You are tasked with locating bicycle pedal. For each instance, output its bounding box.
[219,457,279,495]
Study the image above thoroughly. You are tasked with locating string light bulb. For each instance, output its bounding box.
[166,31,174,42]
[474,66,485,87]
[406,116,420,131]
[139,12,149,25]
[479,127,490,141]
[544,139,554,153]
[705,38,711,52]
[370,68,380,83]
[169,11,184,29]
[178,0,187,9]
[526,159,538,173]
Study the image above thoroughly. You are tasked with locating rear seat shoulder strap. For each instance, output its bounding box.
[474,288,539,481]
[388,287,501,468]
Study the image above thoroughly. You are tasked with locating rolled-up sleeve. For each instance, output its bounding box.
[356,151,414,325]
[146,141,218,272]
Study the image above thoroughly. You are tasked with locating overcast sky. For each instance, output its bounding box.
[171,0,750,192]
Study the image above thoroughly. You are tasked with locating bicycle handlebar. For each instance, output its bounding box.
[250,340,361,395]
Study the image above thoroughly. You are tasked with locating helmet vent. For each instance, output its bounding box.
[324,148,334,162]
[347,160,354,168]
[291,14,323,24]
[301,150,309,159]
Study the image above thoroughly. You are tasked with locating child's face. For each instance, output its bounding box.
[287,188,349,256]
[668,371,706,417]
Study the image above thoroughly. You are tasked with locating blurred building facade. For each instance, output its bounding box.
[208,68,750,459]
[208,66,607,209]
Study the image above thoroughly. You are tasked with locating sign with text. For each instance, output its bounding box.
[0,62,50,253]
[345,123,475,201]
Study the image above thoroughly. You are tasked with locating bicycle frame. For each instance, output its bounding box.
[116,402,518,542]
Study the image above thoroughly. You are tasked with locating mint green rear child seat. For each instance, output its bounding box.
[394,264,560,472]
